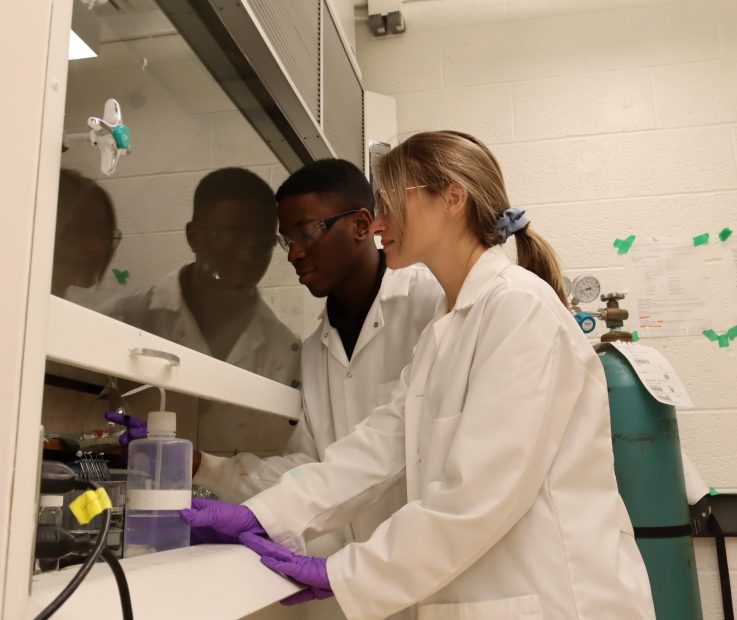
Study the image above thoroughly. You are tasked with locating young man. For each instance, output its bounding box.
[103,167,301,453]
[192,159,443,547]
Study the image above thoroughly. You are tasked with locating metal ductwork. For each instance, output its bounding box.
[156,0,364,172]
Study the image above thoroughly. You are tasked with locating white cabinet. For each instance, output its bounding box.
[46,297,300,420]
[27,545,301,619]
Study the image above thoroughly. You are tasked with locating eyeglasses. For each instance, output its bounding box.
[375,185,427,217]
[202,226,277,248]
[276,209,359,252]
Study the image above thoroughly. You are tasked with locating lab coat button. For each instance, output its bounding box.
[373,321,379,328]
[346,372,353,379]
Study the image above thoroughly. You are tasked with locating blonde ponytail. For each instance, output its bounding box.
[514,226,569,307]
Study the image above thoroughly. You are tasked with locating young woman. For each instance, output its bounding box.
[52,169,120,298]
[181,131,655,620]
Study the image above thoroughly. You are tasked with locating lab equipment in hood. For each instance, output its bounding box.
[124,387,192,558]
[63,98,131,175]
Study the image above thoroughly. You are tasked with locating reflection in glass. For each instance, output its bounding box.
[52,169,121,298]
[102,168,301,388]
[52,2,304,455]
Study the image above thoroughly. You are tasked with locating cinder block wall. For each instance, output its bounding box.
[356,0,737,616]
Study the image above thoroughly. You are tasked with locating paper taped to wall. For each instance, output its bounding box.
[623,236,710,337]
[612,341,694,408]
[727,240,737,319]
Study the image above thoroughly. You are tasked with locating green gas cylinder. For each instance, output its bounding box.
[594,295,702,619]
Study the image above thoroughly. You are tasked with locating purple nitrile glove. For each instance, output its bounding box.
[180,498,267,545]
[104,411,148,446]
[240,532,333,606]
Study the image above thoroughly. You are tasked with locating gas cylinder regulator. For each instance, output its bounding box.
[563,274,623,336]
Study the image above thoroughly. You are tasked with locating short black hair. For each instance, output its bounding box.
[193,167,276,223]
[275,159,374,213]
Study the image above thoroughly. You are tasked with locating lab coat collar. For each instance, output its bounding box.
[316,265,414,323]
[453,246,512,312]
[378,267,413,301]
[226,301,276,365]
[318,266,417,359]
[147,264,270,364]
[148,263,259,314]
[149,267,187,311]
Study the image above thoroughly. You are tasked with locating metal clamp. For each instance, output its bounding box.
[129,347,180,367]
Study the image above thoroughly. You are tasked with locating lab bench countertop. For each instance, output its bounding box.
[26,544,301,619]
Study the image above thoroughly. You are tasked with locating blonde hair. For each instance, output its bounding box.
[375,130,568,306]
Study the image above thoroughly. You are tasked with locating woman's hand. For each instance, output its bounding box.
[240,533,333,605]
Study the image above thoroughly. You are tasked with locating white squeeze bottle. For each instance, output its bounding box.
[124,406,192,557]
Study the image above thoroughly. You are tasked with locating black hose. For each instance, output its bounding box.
[101,547,134,620]
[34,483,111,620]
[709,513,734,620]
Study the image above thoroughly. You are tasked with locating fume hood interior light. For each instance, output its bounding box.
[69,30,97,60]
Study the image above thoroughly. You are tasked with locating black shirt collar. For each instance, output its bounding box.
[326,250,387,360]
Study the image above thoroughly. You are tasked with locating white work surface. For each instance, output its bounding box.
[26,544,301,619]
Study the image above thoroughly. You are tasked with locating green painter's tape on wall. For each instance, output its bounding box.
[113,269,130,285]
[692,233,709,247]
[703,327,737,348]
[613,235,636,254]
[631,331,640,342]
[719,227,733,242]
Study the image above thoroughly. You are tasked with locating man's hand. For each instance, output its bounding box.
[104,411,147,446]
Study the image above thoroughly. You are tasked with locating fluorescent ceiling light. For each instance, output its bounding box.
[69,30,97,60]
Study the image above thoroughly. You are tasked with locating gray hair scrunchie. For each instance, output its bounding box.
[494,207,530,244]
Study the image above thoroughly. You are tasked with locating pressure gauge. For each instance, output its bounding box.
[571,275,601,303]
[562,276,572,298]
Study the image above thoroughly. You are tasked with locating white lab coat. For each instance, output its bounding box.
[101,266,301,453]
[194,264,444,544]
[247,247,656,620]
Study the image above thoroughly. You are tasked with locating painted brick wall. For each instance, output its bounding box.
[356,0,737,616]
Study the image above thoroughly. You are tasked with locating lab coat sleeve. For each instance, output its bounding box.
[193,395,321,503]
[192,450,316,504]
[245,365,409,554]
[327,291,589,620]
